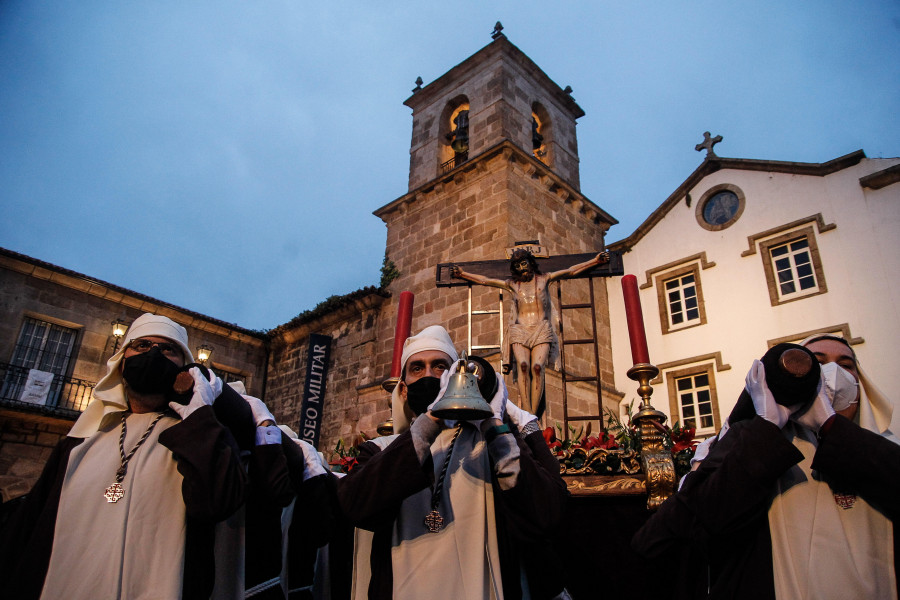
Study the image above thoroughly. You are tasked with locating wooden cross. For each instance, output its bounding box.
[436,250,623,287]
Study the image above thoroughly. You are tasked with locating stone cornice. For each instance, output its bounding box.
[373,140,616,226]
[0,246,266,344]
[860,163,900,190]
[608,150,867,253]
[271,290,389,345]
[404,35,584,120]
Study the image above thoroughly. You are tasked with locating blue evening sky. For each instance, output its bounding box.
[2,1,898,330]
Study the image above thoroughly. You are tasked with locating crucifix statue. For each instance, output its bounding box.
[448,248,610,417]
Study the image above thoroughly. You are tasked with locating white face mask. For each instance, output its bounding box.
[820,361,859,411]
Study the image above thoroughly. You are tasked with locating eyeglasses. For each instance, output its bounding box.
[129,339,183,358]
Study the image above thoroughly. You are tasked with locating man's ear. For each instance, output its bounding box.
[396,380,416,424]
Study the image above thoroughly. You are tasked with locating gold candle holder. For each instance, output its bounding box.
[627,362,676,510]
[626,363,664,421]
[376,377,401,436]
[381,377,400,394]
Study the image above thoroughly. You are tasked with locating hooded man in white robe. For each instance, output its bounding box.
[336,325,570,600]
[633,334,900,599]
[0,313,248,600]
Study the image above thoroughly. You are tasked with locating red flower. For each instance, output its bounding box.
[543,427,556,445]
[671,426,698,453]
[542,427,564,454]
[582,432,619,450]
[672,440,695,453]
[330,456,359,474]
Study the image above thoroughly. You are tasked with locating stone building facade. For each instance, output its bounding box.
[0,248,267,501]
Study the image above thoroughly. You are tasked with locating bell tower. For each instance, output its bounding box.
[372,26,619,418]
[403,27,585,192]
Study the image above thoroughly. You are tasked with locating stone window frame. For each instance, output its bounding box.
[767,322,864,349]
[11,313,82,376]
[695,183,746,231]
[768,236,820,298]
[639,253,715,335]
[669,367,717,435]
[740,214,835,306]
[651,352,729,436]
[2,313,83,409]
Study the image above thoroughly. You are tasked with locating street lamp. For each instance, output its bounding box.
[196,344,213,364]
[111,319,127,353]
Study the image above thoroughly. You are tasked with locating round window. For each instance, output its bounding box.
[703,191,739,225]
[696,187,745,231]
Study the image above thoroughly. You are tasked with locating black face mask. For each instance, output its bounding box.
[122,347,181,396]
[405,376,442,416]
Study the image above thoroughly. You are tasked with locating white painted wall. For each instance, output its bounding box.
[607,157,900,435]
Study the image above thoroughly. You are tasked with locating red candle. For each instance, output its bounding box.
[389,291,415,377]
[622,275,650,365]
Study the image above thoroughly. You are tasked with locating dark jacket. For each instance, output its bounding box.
[245,435,337,599]
[632,415,900,599]
[0,406,248,600]
[337,423,568,599]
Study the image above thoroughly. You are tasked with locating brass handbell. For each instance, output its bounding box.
[430,355,494,421]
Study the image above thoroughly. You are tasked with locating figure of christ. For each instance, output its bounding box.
[451,249,609,417]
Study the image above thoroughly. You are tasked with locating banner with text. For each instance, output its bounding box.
[19,369,54,405]
[299,333,332,448]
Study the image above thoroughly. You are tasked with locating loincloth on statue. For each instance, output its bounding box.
[508,320,554,349]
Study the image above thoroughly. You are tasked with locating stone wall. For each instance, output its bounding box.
[264,292,388,457]
[373,142,619,437]
[0,252,268,398]
[0,411,71,501]
[263,139,621,453]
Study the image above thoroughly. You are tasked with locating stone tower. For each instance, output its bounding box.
[367,31,621,425]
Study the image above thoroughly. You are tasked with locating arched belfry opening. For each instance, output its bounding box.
[531,102,551,164]
[439,96,470,173]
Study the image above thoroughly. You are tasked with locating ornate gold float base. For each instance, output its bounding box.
[564,474,646,496]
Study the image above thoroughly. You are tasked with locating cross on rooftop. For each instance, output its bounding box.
[695,131,723,157]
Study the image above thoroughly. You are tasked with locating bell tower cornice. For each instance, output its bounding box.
[403,35,584,121]
[374,139,615,228]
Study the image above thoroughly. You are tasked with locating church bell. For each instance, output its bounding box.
[451,133,469,154]
[430,354,494,421]
[449,110,470,154]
